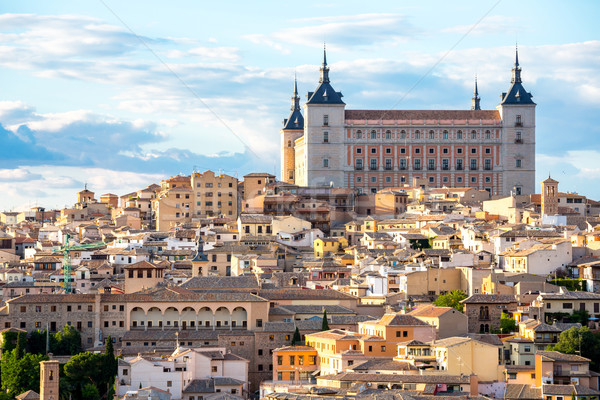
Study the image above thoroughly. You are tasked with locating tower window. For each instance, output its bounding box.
[323,115,329,126]
[516,115,522,125]
[323,132,329,143]
[287,140,292,147]
[516,159,522,168]
[323,159,329,168]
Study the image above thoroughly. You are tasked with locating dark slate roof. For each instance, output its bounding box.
[500,82,535,105]
[306,81,345,105]
[183,379,215,393]
[283,109,304,130]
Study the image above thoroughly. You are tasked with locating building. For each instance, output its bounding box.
[283,47,535,196]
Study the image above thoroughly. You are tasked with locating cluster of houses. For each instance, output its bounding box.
[1,172,600,400]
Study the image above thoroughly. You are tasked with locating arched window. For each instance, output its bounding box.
[356,130,362,139]
[457,130,463,139]
[287,140,292,147]
[429,130,435,139]
[400,130,406,139]
[371,130,377,139]
[386,130,391,139]
[471,130,477,139]
[443,130,448,140]
[415,130,420,139]
[485,130,491,139]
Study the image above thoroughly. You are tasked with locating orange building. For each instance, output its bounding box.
[272,345,319,383]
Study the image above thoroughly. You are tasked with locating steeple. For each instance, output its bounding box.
[291,74,300,111]
[471,75,481,110]
[319,44,330,84]
[511,45,522,84]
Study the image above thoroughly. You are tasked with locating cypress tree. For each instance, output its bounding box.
[321,309,329,331]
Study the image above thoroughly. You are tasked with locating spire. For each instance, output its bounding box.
[471,75,481,110]
[291,74,300,111]
[511,45,522,84]
[319,43,330,84]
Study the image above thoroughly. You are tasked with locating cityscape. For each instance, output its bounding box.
[0,2,599,400]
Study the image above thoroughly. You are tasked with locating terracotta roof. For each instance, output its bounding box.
[366,313,429,327]
[537,350,590,363]
[409,304,457,318]
[461,294,516,304]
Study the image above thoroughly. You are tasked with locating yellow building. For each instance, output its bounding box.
[314,237,348,257]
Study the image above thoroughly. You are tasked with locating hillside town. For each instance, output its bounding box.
[1,170,600,400]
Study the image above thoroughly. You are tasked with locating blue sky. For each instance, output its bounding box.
[0,1,599,210]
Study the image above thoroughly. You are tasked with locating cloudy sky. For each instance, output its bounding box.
[0,1,598,210]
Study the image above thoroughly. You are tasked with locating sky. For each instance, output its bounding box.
[0,0,599,210]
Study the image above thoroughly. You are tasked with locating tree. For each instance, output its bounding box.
[321,310,330,331]
[1,330,27,354]
[291,327,301,346]
[547,327,600,372]
[500,313,517,333]
[82,383,100,400]
[53,325,82,355]
[433,290,467,312]
[0,349,48,397]
[570,310,589,326]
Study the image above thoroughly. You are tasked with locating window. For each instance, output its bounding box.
[516,132,522,142]
[415,130,421,139]
[400,130,406,139]
[470,159,477,170]
[429,130,434,139]
[485,130,491,139]
[356,130,362,139]
[428,159,435,170]
[414,159,421,170]
[371,148,377,154]
[277,356,283,365]
[516,159,522,168]
[371,130,376,139]
[386,131,391,139]
[415,148,421,154]
[370,159,378,170]
[256,319,263,327]
[385,159,392,170]
[442,159,449,170]
[323,159,329,168]
[385,148,391,154]
[485,148,491,154]
[399,159,406,170]
[516,115,522,125]
[471,177,477,183]
[381,346,386,352]
[457,176,463,183]
[385,176,391,183]
[457,130,463,139]
[429,148,434,154]
[471,130,477,139]
[429,177,435,183]
[443,131,448,139]
[484,159,491,170]
[563,303,573,309]
[356,148,362,154]
[356,176,362,183]
[290,356,295,365]
[371,177,377,183]
[457,148,463,154]
[212,366,218,372]
[167,381,172,388]
[323,132,329,143]
[323,114,329,126]
[442,148,449,154]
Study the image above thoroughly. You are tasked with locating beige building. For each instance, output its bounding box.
[408,305,468,339]
[153,171,238,231]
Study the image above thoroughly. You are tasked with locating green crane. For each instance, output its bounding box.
[56,233,106,293]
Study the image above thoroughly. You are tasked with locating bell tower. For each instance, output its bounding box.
[541,176,559,216]
[40,360,60,400]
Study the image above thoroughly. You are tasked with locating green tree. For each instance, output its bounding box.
[547,327,600,372]
[433,290,467,312]
[570,310,589,325]
[82,383,100,400]
[321,310,330,331]
[500,313,517,333]
[0,349,48,397]
[53,325,82,355]
[1,330,27,354]
[291,327,301,346]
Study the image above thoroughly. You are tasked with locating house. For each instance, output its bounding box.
[461,294,518,333]
[408,305,468,339]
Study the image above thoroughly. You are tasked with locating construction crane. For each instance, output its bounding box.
[56,233,105,293]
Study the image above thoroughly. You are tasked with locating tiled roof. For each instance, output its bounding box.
[350,359,417,372]
[368,313,430,327]
[345,109,501,121]
[408,305,456,318]
[542,384,600,396]
[318,371,470,384]
[505,384,542,400]
[256,288,356,301]
[180,276,259,290]
[461,294,516,304]
[537,350,590,363]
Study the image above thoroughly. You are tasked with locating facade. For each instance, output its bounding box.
[282,48,535,196]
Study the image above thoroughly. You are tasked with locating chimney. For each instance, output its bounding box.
[469,374,479,396]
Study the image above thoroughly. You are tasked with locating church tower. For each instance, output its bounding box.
[280,77,304,184]
[498,46,536,196]
[541,176,559,216]
[40,360,60,400]
[297,46,346,187]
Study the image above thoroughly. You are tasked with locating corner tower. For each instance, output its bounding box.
[497,46,536,196]
[297,46,346,187]
[280,76,304,184]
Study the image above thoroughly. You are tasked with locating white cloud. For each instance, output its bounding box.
[244,13,415,51]
[441,15,524,36]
